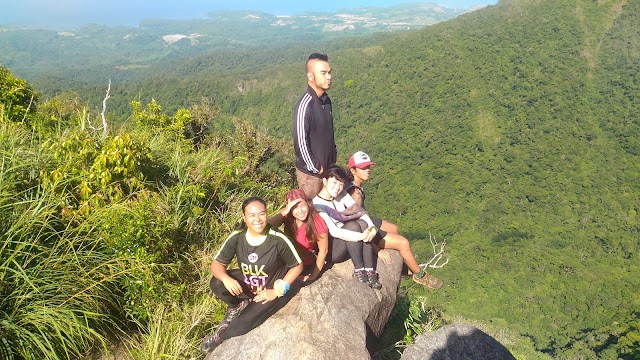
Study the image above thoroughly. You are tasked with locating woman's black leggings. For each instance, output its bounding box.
[209,269,291,340]
[327,219,377,270]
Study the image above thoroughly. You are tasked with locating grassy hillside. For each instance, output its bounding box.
[11,0,640,358]
[1,63,299,358]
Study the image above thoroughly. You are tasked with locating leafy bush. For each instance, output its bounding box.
[0,65,40,124]
[39,132,154,217]
[132,99,191,141]
[97,192,179,322]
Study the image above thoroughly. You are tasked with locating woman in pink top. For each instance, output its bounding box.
[269,189,329,283]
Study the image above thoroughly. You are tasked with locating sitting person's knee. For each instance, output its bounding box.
[342,219,367,232]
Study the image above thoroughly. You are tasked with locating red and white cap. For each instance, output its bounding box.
[348,151,376,169]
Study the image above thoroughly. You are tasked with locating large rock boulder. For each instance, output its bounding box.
[206,250,404,359]
[400,323,516,360]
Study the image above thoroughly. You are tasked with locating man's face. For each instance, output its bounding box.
[309,60,332,91]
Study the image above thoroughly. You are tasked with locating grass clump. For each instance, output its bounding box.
[0,174,138,358]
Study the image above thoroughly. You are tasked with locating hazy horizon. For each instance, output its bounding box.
[1,0,497,30]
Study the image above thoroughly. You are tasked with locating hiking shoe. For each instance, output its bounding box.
[220,299,250,326]
[353,269,369,285]
[413,272,444,290]
[200,325,225,355]
[366,270,382,290]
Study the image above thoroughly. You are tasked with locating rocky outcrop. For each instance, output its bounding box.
[206,250,404,360]
[400,323,516,360]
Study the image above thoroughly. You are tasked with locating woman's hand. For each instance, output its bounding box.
[254,288,278,304]
[364,228,377,243]
[378,249,392,264]
[280,198,302,217]
[359,228,371,242]
[222,278,243,296]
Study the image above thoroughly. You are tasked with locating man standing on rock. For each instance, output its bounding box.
[293,53,337,199]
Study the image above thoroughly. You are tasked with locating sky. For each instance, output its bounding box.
[1,0,498,30]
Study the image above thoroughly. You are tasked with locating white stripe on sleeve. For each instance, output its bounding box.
[296,93,318,172]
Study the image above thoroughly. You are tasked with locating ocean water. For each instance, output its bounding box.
[0,0,496,30]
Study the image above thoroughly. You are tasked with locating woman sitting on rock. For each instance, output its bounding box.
[312,165,382,289]
[268,188,330,283]
[201,196,303,355]
[345,151,443,290]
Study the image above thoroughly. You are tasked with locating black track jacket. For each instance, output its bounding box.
[292,85,337,176]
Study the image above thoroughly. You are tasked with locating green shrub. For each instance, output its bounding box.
[98,192,184,322]
[0,65,40,125]
[39,132,154,217]
[2,70,300,357]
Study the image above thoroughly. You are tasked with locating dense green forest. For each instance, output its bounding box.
[2,0,640,358]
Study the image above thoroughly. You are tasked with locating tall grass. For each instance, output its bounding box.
[125,294,223,360]
[0,122,138,359]
[116,217,227,359]
[373,293,443,360]
[1,105,295,358]
[0,190,136,360]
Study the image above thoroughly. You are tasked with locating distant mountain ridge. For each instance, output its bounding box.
[0,2,484,82]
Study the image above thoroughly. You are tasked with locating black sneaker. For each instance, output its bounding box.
[353,269,369,285]
[366,270,382,290]
[200,325,225,355]
[221,299,249,326]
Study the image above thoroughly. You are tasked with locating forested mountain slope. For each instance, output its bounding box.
[23,0,640,357]
[0,3,468,83]
[328,0,639,357]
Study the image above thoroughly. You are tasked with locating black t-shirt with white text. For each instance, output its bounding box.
[214,227,302,294]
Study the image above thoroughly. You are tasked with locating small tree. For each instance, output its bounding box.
[0,65,40,124]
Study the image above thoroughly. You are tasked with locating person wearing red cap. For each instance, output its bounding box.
[312,165,383,290]
[346,151,444,290]
[268,189,329,283]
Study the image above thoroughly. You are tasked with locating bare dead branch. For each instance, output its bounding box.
[20,94,35,123]
[100,80,111,140]
[418,232,449,270]
[86,113,97,131]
